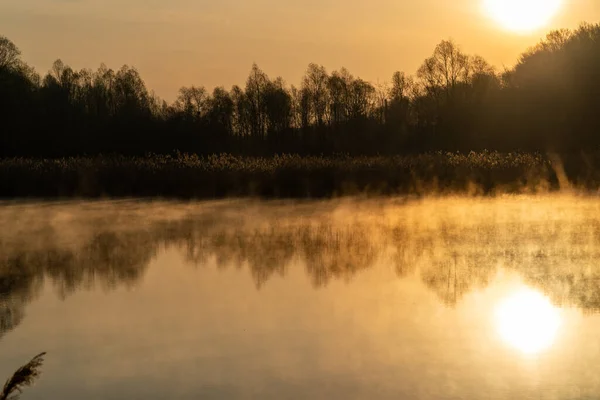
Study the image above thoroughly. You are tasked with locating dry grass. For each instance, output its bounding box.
[0,151,567,198]
[0,353,46,400]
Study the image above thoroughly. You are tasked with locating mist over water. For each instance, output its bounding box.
[1,196,600,399]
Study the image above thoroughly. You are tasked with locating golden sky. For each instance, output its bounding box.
[1,0,598,101]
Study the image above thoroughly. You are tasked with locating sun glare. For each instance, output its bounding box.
[484,0,562,33]
[495,289,561,354]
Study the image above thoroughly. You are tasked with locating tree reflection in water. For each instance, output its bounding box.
[1,197,600,338]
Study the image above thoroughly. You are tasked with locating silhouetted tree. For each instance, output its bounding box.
[0,36,21,70]
[3,24,600,156]
[302,63,329,128]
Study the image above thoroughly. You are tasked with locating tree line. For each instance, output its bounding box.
[2,23,600,157]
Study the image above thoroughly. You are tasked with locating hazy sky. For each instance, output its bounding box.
[1,0,599,101]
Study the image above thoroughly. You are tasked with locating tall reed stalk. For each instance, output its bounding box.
[0,353,46,400]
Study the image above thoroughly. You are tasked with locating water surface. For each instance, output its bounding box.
[1,196,600,399]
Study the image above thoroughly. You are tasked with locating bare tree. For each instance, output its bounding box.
[328,68,353,125]
[389,71,414,102]
[207,87,234,134]
[417,40,470,94]
[175,86,208,120]
[302,63,329,126]
[0,36,21,70]
[347,78,375,119]
[245,63,269,138]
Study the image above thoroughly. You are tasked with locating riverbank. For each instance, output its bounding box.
[0,152,579,198]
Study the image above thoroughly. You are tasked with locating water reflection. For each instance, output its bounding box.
[494,288,562,354]
[0,196,600,339]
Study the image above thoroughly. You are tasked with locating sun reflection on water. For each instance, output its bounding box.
[495,288,562,355]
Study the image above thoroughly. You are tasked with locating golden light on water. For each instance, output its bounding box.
[495,289,561,354]
[483,0,562,33]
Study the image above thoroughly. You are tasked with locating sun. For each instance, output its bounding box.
[494,289,561,354]
[483,0,562,33]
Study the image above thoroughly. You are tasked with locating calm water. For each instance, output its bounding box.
[1,196,600,399]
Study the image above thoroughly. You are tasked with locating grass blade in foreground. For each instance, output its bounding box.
[0,353,46,400]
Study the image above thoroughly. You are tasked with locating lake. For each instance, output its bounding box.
[1,196,600,400]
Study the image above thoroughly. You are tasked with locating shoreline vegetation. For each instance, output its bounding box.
[1,152,597,199]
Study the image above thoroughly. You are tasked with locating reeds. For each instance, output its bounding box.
[0,352,46,400]
[0,151,565,198]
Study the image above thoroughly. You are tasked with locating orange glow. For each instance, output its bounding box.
[495,288,561,354]
[484,0,562,33]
